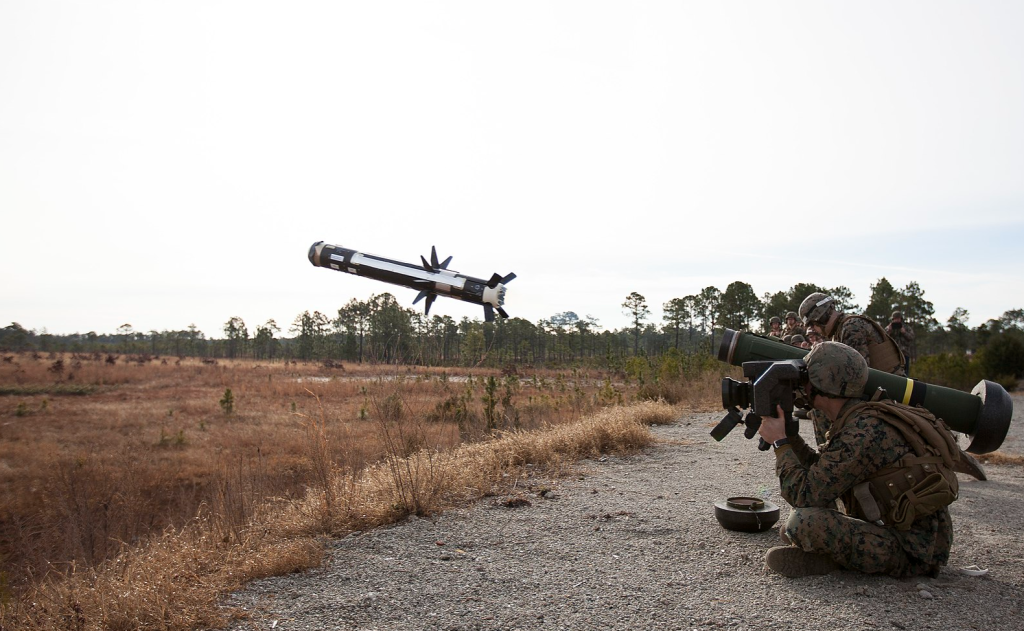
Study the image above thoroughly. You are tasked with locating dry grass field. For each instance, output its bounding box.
[0,352,720,629]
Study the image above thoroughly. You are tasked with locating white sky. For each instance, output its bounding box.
[2,2,1023,338]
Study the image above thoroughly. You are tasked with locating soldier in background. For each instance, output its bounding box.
[806,328,824,347]
[783,311,802,339]
[768,316,784,339]
[886,310,916,375]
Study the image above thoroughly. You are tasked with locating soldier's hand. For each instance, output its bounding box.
[757,405,787,444]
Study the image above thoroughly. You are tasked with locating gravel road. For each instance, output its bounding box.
[225,395,1024,631]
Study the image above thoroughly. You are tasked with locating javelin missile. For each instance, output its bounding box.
[308,241,516,322]
[717,328,1013,454]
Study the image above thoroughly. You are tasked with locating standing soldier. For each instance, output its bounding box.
[783,311,802,339]
[768,316,784,339]
[886,310,916,375]
[798,292,986,480]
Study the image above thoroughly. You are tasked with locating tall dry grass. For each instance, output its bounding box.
[0,352,714,629]
[3,399,679,629]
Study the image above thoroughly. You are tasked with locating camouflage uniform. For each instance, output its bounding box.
[783,322,803,339]
[886,322,916,363]
[782,312,802,338]
[830,314,907,377]
[774,399,953,577]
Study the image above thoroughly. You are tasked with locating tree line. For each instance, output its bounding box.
[3,278,1022,378]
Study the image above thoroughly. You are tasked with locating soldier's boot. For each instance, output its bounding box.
[765,546,838,578]
[954,448,987,481]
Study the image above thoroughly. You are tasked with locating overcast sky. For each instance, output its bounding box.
[3,2,1023,338]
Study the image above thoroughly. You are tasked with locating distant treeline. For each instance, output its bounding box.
[3,278,1023,382]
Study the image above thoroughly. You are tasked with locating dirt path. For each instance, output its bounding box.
[225,402,1024,631]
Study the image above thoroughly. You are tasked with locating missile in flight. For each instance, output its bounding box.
[308,241,516,322]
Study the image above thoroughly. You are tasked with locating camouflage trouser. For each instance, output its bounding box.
[783,507,910,577]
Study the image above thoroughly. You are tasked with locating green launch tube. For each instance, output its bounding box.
[717,329,1013,454]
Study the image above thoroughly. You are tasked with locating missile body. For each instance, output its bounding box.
[717,328,1013,454]
[308,241,516,322]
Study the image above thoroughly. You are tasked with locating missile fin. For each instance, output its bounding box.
[483,304,495,322]
[486,272,517,288]
[414,291,437,316]
[422,247,452,271]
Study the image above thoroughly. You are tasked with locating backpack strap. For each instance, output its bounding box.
[854,401,959,469]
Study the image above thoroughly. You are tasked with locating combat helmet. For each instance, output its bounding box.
[891,310,903,320]
[785,311,798,321]
[804,341,868,398]
[770,316,782,325]
[799,292,835,326]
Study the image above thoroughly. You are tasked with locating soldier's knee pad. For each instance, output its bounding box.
[784,507,831,538]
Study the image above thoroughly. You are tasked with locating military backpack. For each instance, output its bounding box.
[833,399,960,531]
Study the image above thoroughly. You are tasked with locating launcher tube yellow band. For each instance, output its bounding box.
[902,379,915,405]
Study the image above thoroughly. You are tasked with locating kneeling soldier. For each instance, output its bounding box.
[758,342,958,578]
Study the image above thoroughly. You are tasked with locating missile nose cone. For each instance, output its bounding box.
[309,241,324,266]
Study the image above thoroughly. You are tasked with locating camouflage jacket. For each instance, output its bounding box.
[886,323,917,361]
[831,314,906,376]
[774,399,953,575]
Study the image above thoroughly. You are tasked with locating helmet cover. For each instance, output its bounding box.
[805,341,868,397]
[799,292,835,326]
